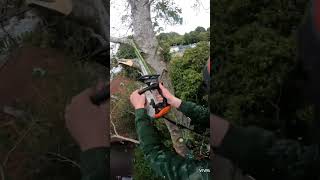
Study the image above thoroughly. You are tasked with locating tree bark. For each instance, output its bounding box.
[110,36,130,44]
[128,0,188,157]
[71,0,109,40]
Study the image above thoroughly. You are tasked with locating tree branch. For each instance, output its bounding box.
[111,121,119,136]
[111,135,140,144]
[110,36,130,44]
[46,152,81,168]
[149,0,156,5]
[110,120,139,144]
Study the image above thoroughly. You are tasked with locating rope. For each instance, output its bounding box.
[129,39,152,75]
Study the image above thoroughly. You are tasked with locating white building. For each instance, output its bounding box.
[169,43,197,56]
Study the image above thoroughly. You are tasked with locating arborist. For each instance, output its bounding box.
[130,58,255,180]
[64,81,109,180]
[130,72,211,180]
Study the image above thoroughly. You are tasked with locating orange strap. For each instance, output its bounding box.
[154,106,171,119]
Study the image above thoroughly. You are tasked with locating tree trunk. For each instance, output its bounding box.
[128,0,188,157]
[71,0,109,40]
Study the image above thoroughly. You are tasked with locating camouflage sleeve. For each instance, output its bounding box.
[265,140,320,180]
[177,101,209,128]
[80,147,109,180]
[135,109,211,180]
[217,125,320,179]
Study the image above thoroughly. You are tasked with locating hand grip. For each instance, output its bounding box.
[138,88,147,95]
[90,83,109,106]
[154,105,171,119]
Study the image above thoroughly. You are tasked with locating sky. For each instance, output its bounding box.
[110,0,210,38]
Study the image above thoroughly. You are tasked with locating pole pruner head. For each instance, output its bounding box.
[138,75,171,118]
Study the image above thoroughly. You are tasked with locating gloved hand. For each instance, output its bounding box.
[130,90,146,109]
[65,82,109,151]
[158,83,182,108]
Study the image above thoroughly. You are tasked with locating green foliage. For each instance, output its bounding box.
[170,41,209,104]
[0,29,57,55]
[157,26,210,47]
[195,26,206,32]
[173,68,202,101]
[157,32,181,61]
[111,78,138,138]
[0,19,101,61]
[61,23,99,58]
[198,32,209,42]
[120,66,141,80]
[184,27,210,45]
[0,59,100,180]
[296,105,314,123]
[161,42,172,62]
[133,148,163,180]
[157,32,183,46]
[116,43,136,59]
[153,0,183,26]
[212,0,310,130]
[0,16,107,179]
[156,26,209,62]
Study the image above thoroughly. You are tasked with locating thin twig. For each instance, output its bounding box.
[111,120,119,136]
[126,110,135,115]
[46,152,80,169]
[110,120,139,144]
[2,120,37,167]
[111,95,119,100]
[111,135,139,144]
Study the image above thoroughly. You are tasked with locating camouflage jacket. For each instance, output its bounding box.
[217,125,320,180]
[80,147,109,180]
[135,101,211,180]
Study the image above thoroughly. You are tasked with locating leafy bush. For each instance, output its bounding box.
[133,148,163,180]
[170,41,209,105]
[157,26,210,48]
[117,43,136,59]
[119,66,141,80]
[211,0,311,135]
[110,78,138,138]
[161,42,172,62]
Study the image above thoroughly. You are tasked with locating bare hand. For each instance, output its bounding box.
[65,83,109,151]
[130,90,146,109]
[159,83,181,108]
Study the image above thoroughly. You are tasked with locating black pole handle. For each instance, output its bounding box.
[138,88,148,95]
[90,83,110,106]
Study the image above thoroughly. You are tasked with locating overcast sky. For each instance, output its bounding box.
[110,0,210,38]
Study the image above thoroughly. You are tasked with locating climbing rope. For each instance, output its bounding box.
[129,39,152,75]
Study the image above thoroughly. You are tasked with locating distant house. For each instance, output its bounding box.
[169,46,180,53]
[169,43,197,56]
